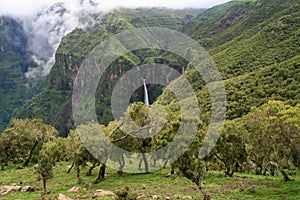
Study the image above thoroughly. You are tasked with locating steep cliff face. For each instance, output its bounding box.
[48,54,83,90]
[0,16,45,132]
[16,9,195,135]
[16,0,300,135]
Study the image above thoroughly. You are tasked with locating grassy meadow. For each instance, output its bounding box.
[1,162,299,199]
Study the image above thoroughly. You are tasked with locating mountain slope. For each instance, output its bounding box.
[14,0,300,135]
[158,0,300,119]
[0,16,45,132]
[16,8,199,135]
[189,0,298,49]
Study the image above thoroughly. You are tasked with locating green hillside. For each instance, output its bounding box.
[15,0,300,135]
[0,17,45,132]
[1,0,300,199]
[158,0,300,119]
[16,8,199,135]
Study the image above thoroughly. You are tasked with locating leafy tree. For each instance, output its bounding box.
[65,130,93,184]
[0,118,57,169]
[213,119,247,176]
[66,123,110,184]
[36,141,59,196]
[243,101,300,179]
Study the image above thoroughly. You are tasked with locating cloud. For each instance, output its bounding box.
[0,0,231,17]
[1,0,231,78]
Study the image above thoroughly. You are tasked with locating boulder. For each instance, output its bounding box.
[93,189,115,197]
[67,186,83,193]
[0,185,34,196]
[58,193,73,200]
[0,186,22,196]
[152,195,160,199]
[137,194,147,199]
[182,196,193,199]
[21,186,34,192]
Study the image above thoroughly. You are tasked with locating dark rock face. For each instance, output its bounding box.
[0,16,30,132]
[15,8,191,135]
[0,16,28,61]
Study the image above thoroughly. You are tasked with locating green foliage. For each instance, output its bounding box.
[15,7,199,135]
[36,141,59,194]
[213,119,247,176]
[158,0,300,122]
[243,101,300,175]
[0,118,58,169]
[0,16,45,133]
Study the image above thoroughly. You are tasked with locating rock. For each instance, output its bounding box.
[0,186,22,196]
[0,185,34,196]
[165,196,170,200]
[93,189,115,197]
[21,186,34,192]
[58,193,73,200]
[33,164,39,169]
[182,196,193,199]
[137,194,147,199]
[152,195,160,199]
[67,186,82,193]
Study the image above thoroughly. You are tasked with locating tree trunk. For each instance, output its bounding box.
[182,170,210,200]
[170,162,175,175]
[255,164,263,175]
[225,163,234,177]
[86,161,100,176]
[1,161,4,171]
[95,157,108,184]
[142,154,149,173]
[280,170,293,182]
[42,179,47,196]
[263,168,267,176]
[163,160,168,168]
[67,162,74,174]
[235,162,239,173]
[76,166,83,184]
[94,163,106,184]
[153,157,157,167]
[138,159,143,170]
[118,155,125,175]
[24,140,38,166]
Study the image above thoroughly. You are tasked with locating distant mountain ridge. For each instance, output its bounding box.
[1,0,299,135]
[15,7,201,135]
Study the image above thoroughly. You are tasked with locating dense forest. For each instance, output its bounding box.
[0,0,300,199]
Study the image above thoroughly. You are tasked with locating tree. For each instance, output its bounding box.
[214,119,247,176]
[0,118,58,169]
[155,111,210,199]
[109,102,155,173]
[36,141,58,196]
[65,130,93,184]
[243,101,300,179]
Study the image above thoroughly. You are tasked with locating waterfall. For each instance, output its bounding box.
[143,79,149,106]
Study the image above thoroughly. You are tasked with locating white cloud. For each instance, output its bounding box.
[0,0,231,17]
[1,0,232,78]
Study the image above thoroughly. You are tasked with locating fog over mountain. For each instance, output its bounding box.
[0,0,230,78]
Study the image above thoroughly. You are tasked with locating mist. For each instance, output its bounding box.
[0,0,231,78]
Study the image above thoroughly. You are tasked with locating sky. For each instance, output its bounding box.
[0,0,231,17]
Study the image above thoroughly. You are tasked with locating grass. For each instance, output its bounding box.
[205,171,300,200]
[0,162,299,199]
